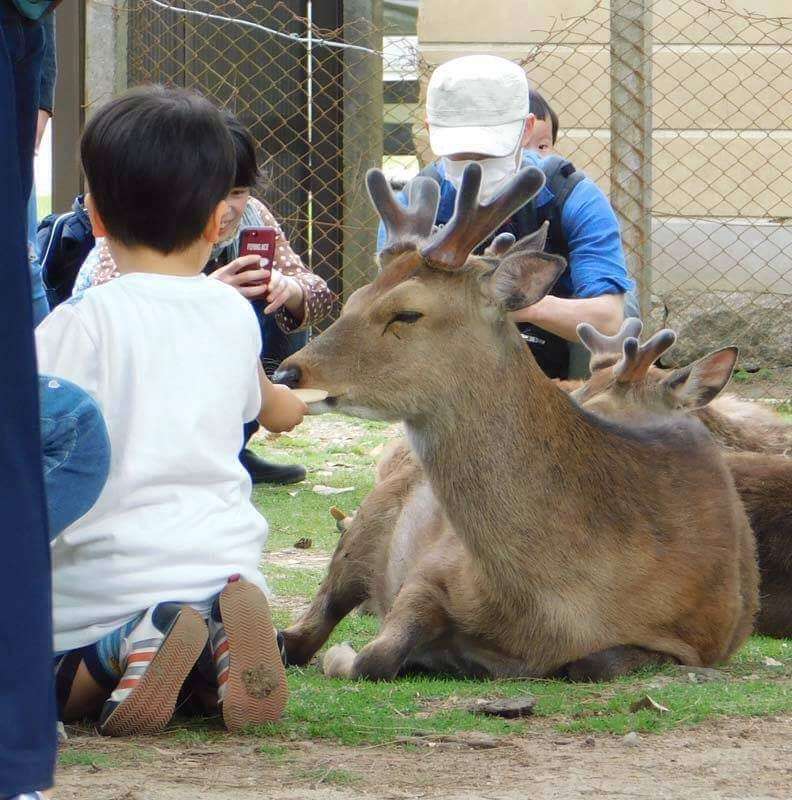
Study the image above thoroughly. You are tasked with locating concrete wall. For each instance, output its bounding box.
[417,0,792,298]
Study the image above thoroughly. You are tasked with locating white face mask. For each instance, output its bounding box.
[441,147,521,203]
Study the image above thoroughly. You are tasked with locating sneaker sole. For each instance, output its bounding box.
[219,580,288,731]
[101,607,207,737]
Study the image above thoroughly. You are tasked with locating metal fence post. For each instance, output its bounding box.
[342,0,384,299]
[610,0,653,321]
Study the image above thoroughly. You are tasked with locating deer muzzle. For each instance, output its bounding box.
[272,365,302,388]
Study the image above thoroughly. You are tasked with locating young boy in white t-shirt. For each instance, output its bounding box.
[36,86,308,737]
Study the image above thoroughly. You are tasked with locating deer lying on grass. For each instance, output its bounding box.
[334,322,792,639]
[567,321,791,639]
[275,163,758,680]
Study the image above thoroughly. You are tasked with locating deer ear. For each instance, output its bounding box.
[489,251,566,312]
[660,346,738,409]
[513,220,550,254]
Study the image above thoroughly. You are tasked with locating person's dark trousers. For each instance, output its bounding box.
[0,7,56,797]
[241,312,309,484]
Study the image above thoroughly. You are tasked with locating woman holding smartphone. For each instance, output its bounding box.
[74,112,334,485]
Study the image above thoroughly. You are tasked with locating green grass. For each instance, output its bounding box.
[298,767,361,786]
[263,564,326,598]
[58,751,116,769]
[251,417,388,552]
[232,655,790,745]
[732,367,776,383]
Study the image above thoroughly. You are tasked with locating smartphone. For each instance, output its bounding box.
[238,226,277,273]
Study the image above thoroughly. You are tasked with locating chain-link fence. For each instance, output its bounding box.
[511,0,791,401]
[128,0,424,324]
[125,0,790,401]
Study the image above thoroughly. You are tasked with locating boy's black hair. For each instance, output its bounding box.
[80,85,235,255]
[529,89,559,144]
[221,111,261,189]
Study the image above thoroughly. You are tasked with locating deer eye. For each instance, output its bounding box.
[383,311,423,338]
[391,311,423,324]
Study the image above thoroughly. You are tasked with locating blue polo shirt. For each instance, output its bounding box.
[377,150,635,301]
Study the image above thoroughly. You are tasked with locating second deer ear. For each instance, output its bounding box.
[488,251,566,312]
[660,346,739,409]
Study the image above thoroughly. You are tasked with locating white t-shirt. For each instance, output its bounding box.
[36,272,270,653]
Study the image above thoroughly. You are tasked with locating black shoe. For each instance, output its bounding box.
[240,449,306,485]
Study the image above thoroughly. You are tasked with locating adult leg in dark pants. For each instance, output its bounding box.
[240,310,309,486]
[0,8,56,798]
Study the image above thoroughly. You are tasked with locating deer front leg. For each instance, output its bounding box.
[323,580,448,680]
[281,565,369,667]
[281,507,374,666]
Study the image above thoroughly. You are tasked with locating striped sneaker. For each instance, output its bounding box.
[208,578,288,732]
[99,603,207,737]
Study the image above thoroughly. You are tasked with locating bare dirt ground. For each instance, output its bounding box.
[56,714,791,800]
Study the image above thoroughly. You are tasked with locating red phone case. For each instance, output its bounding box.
[238,226,277,271]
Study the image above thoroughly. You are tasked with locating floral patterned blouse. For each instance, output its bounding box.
[73,197,334,333]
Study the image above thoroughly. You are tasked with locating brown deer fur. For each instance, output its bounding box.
[567,327,791,638]
[724,452,792,638]
[278,166,759,680]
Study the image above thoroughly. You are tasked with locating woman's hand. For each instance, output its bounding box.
[211,256,271,299]
[264,268,304,317]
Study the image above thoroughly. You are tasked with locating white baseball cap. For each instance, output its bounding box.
[426,55,530,158]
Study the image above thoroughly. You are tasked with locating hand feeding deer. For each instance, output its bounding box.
[275,164,759,680]
[565,320,791,639]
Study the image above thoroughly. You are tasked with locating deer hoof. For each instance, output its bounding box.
[323,643,357,678]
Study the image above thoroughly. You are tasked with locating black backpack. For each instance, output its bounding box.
[36,195,95,308]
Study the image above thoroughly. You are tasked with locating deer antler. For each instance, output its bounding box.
[366,170,440,251]
[577,318,644,373]
[421,162,546,270]
[484,233,517,257]
[614,328,678,384]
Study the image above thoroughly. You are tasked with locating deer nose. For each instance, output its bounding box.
[272,365,302,388]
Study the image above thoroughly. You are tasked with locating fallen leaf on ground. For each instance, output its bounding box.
[629,695,669,714]
[763,657,783,667]
[313,485,355,495]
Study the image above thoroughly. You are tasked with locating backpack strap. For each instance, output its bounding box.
[38,212,74,276]
[537,155,585,255]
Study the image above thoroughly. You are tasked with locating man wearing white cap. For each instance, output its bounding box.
[379,55,635,379]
